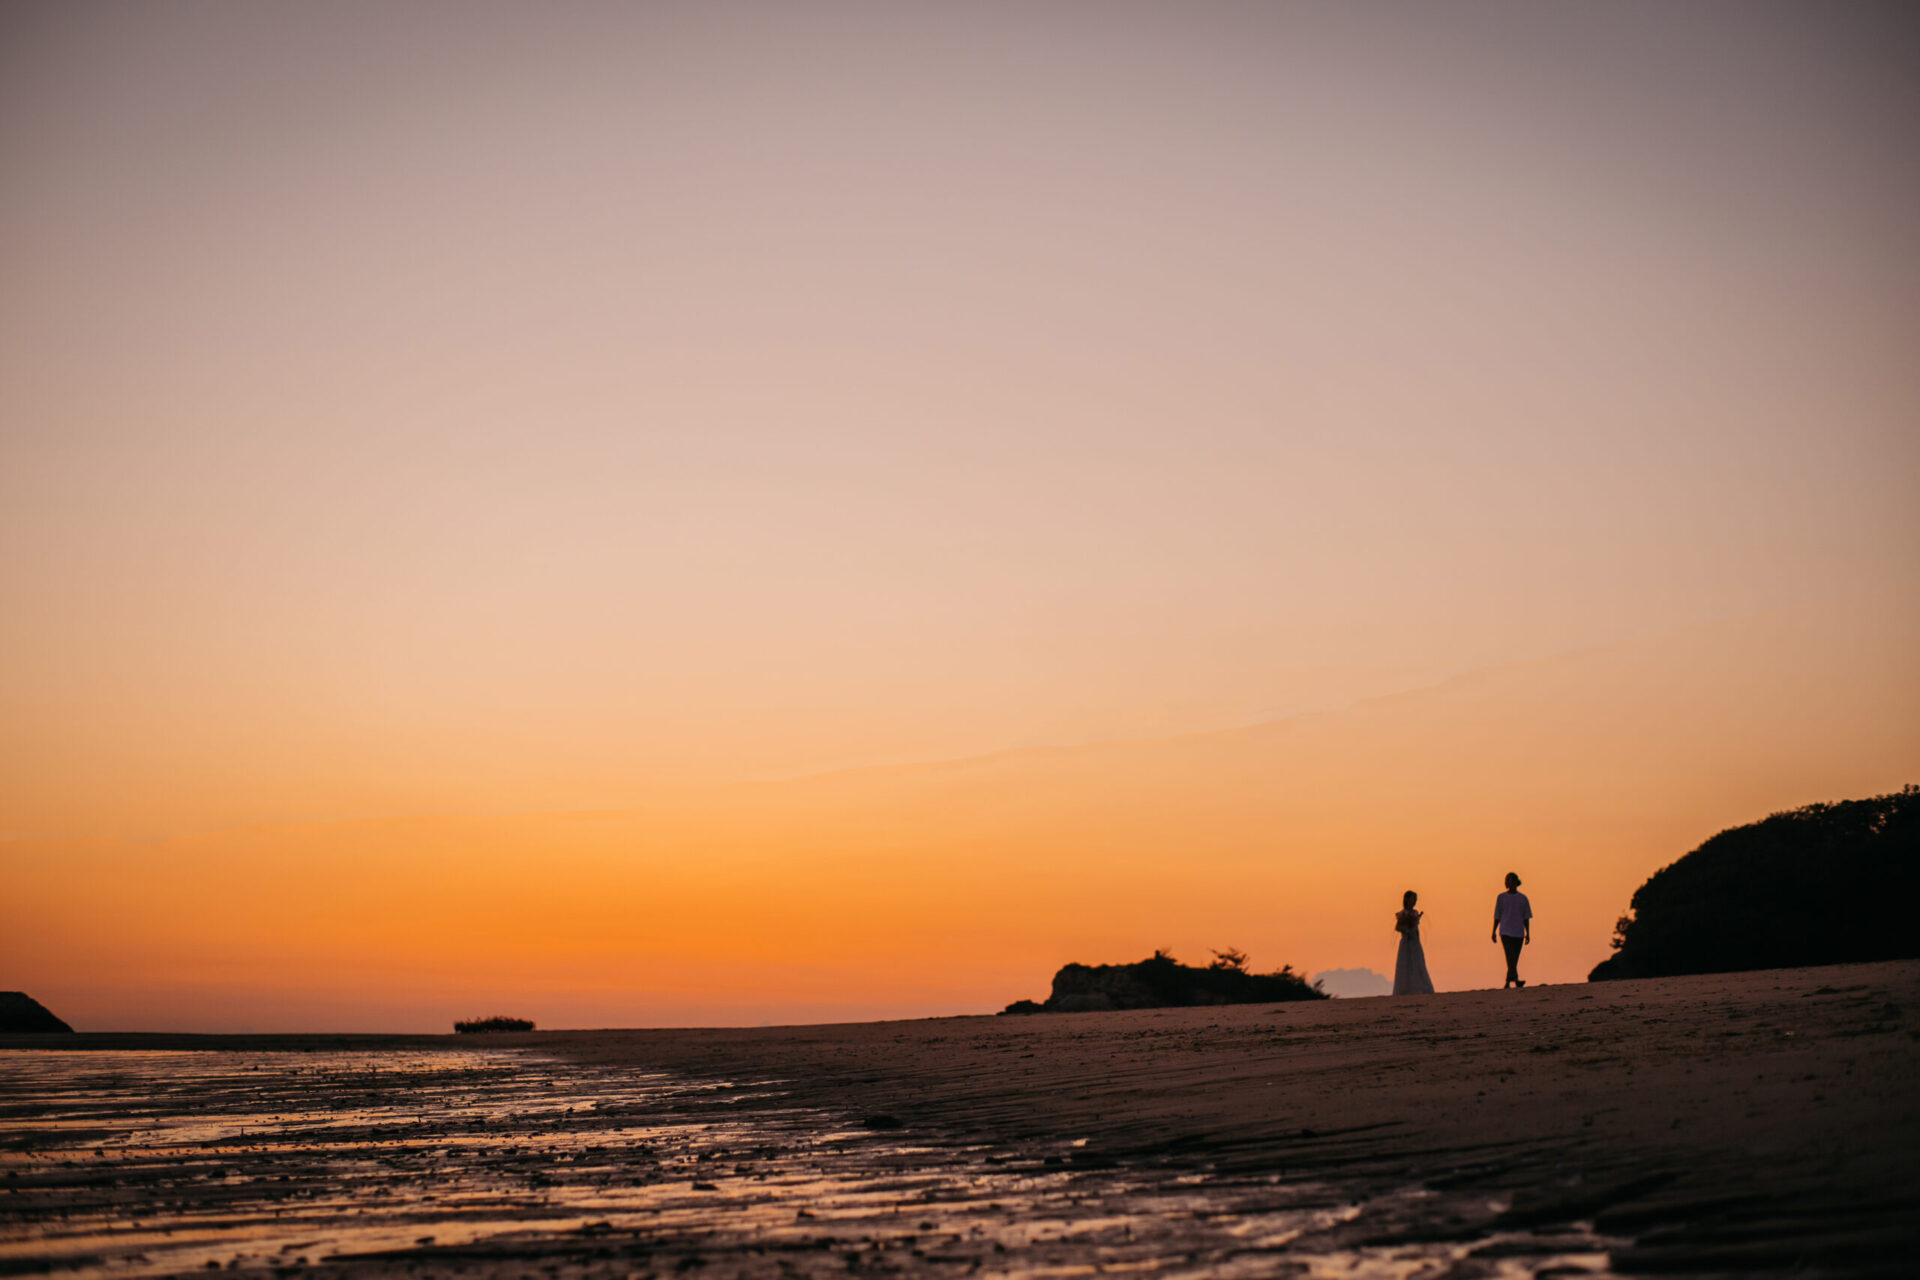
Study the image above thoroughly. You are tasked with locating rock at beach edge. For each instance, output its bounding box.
[0,992,75,1034]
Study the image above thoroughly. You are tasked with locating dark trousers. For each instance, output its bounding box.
[1501,933,1525,985]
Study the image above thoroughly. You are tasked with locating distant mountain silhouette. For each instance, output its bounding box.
[1003,950,1326,1013]
[1590,786,1918,982]
[1312,966,1391,998]
[0,992,74,1033]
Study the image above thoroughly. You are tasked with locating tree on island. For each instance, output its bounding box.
[1590,786,1918,981]
[1209,946,1250,972]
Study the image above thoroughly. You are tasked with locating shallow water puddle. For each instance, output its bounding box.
[0,1051,1618,1278]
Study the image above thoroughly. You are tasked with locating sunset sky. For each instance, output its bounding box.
[3,2,1917,1031]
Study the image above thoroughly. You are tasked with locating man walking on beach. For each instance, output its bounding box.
[1492,872,1531,988]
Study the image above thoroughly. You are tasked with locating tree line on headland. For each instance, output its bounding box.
[1590,785,1917,981]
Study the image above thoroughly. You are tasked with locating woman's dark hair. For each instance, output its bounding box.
[1505,872,1521,889]
[1403,889,1418,908]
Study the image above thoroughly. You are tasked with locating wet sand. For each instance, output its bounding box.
[539,960,1920,1275]
[4,961,1916,1277]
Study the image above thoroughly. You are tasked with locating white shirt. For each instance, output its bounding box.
[1495,890,1532,937]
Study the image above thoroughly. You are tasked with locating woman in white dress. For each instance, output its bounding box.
[1393,889,1435,995]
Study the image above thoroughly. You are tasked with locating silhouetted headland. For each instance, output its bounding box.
[1002,948,1325,1013]
[1592,785,1918,981]
[0,992,74,1034]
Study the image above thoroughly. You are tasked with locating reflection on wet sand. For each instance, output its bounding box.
[0,1051,1616,1278]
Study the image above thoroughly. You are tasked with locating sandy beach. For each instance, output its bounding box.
[539,960,1920,1274]
[4,961,1916,1278]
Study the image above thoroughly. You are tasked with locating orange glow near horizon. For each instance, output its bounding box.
[3,3,1918,1031]
[9,600,1916,1030]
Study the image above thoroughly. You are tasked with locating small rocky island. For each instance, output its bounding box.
[0,992,74,1034]
[454,1016,535,1033]
[1003,949,1326,1013]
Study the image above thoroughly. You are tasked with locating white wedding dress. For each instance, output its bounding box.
[1393,909,1435,995]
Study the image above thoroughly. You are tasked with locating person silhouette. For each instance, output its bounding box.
[1392,890,1435,995]
[1492,872,1532,988]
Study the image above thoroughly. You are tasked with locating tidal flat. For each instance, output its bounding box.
[3,961,1916,1279]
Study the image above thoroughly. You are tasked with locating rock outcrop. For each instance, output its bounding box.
[1003,952,1326,1014]
[0,992,75,1033]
